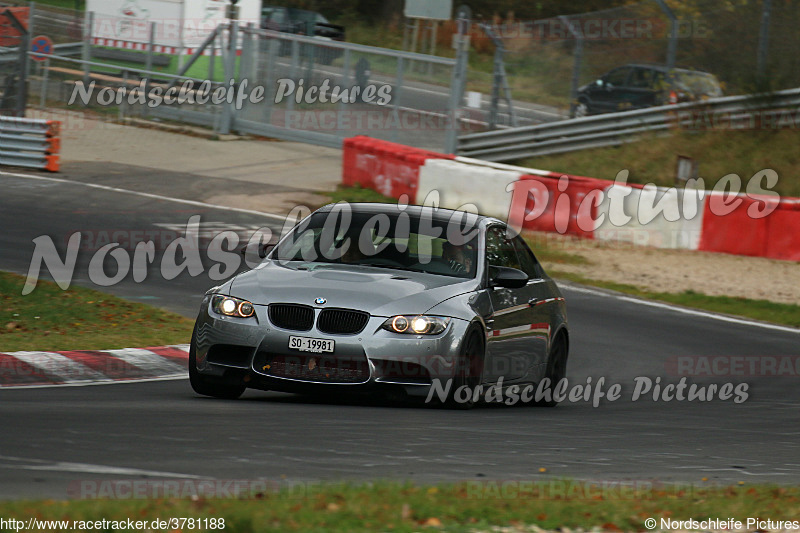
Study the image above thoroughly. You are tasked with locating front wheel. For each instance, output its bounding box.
[534,334,568,407]
[444,330,484,410]
[573,101,589,118]
[189,327,246,400]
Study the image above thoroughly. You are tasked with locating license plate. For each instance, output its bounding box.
[288,336,334,353]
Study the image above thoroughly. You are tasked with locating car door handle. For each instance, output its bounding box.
[528,298,539,307]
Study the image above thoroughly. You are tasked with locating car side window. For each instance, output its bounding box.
[512,236,542,279]
[486,227,521,270]
[604,67,630,87]
[629,67,654,89]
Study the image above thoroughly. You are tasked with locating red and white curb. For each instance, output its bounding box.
[0,345,189,389]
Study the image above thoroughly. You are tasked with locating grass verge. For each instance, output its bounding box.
[1,481,797,532]
[518,129,800,198]
[549,271,800,328]
[0,272,194,352]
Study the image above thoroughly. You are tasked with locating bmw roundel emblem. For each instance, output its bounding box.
[314,297,327,305]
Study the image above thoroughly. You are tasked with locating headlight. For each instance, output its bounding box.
[382,315,450,335]
[212,295,256,318]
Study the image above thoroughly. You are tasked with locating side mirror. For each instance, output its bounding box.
[595,79,604,87]
[239,243,274,259]
[490,266,529,289]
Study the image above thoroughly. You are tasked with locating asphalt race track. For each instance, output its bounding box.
[1,171,799,500]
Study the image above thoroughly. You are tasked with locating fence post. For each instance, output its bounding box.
[560,16,584,119]
[82,11,94,91]
[444,6,470,154]
[144,21,155,115]
[40,57,49,107]
[391,57,404,143]
[654,0,677,70]
[756,0,772,78]
[261,37,278,124]
[220,20,238,135]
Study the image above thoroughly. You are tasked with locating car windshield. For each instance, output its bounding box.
[273,209,480,279]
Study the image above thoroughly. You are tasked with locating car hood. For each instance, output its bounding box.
[228,261,478,317]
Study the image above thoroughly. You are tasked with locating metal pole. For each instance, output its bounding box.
[262,37,278,124]
[220,20,238,135]
[82,11,94,91]
[654,0,677,70]
[427,20,437,76]
[145,21,155,110]
[391,57,404,143]
[40,57,50,107]
[560,16,584,119]
[177,0,186,70]
[288,38,299,113]
[757,0,772,78]
[208,33,217,81]
[445,6,471,154]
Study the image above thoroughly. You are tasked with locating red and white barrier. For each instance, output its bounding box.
[341,136,800,262]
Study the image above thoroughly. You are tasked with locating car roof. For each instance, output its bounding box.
[316,202,495,226]
[621,63,714,75]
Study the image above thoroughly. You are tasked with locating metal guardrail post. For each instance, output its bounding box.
[0,116,61,171]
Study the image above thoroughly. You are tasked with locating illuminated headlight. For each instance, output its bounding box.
[382,315,449,335]
[212,295,256,318]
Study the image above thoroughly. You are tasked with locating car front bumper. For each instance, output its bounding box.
[192,295,475,397]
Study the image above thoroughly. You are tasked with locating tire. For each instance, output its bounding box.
[189,326,246,400]
[574,101,589,118]
[444,329,484,410]
[534,334,568,407]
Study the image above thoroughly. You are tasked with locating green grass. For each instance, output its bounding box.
[550,271,800,328]
[31,0,83,9]
[324,184,398,205]
[518,129,800,198]
[0,272,194,352]
[1,481,798,532]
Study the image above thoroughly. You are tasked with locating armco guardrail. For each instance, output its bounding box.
[458,87,800,162]
[0,116,60,172]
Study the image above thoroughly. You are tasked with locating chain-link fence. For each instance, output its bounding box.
[27,15,460,152]
[465,0,799,126]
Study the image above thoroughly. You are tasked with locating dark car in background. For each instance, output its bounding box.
[574,64,723,117]
[261,5,345,64]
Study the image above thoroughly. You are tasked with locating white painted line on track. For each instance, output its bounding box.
[0,169,289,222]
[0,455,205,478]
[0,375,187,390]
[560,283,800,335]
